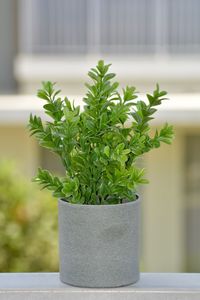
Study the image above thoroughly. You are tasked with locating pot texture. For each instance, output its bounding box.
[58,198,140,288]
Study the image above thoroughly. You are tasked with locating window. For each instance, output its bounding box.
[19,0,200,55]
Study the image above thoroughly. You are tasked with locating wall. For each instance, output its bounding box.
[0,0,17,93]
[0,126,39,177]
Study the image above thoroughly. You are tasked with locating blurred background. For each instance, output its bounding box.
[0,0,200,273]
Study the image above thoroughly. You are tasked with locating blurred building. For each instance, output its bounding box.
[15,0,200,94]
[0,0,200,272]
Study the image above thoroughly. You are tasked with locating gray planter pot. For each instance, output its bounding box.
[58,197,140,288]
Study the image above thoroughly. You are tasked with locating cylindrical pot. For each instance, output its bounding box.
[58,197,140,288]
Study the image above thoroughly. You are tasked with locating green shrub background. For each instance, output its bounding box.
[0,161,58,272]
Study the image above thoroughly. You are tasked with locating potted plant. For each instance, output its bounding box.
[28,60,174,288]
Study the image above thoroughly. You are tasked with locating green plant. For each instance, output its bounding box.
[0,161,58,272]
[28,60,174,205]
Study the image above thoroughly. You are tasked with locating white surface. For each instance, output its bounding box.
[0,273,199,300]
[14,55,200,82]
[0,94,200,126]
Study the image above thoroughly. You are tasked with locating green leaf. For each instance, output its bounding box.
[28,62,174,204]
[33,168,65,197]
[104,146,110,157]
[123,86,138,102]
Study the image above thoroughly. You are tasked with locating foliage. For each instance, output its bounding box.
[28,60,174,204]
[0,161,58,272]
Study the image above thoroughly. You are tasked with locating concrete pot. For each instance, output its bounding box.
[58,197,140,288]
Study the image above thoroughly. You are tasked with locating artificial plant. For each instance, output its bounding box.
[28,60,174,204]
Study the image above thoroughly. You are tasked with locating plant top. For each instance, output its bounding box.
[28,60,174,204]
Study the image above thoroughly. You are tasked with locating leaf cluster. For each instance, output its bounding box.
[28,60,174,204]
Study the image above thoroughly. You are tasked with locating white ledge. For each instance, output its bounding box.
[0,94,200,126]
[14,55,200,82]
[0,273,200,299]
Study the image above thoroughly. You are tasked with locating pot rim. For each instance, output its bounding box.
[59,195,140,208]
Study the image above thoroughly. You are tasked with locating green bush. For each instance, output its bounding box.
[0,161,58,272]
[29,60,174,205]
